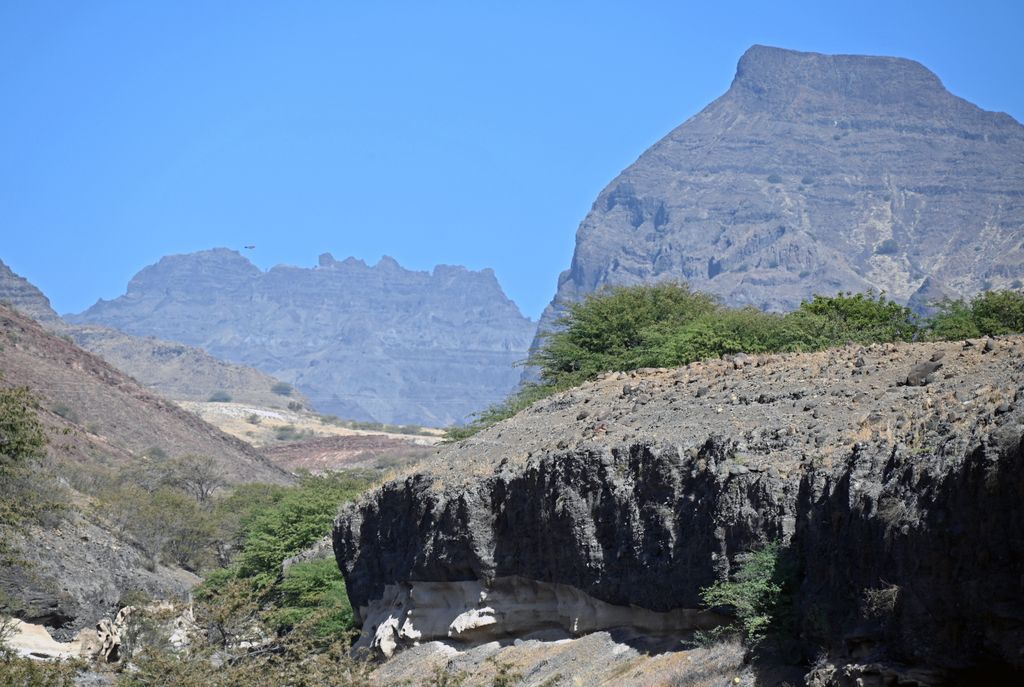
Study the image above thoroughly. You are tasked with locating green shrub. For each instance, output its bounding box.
[766,174,782,184]
[928,290,1024,338]
[453,285,1022,442]
[530,283,719,388]
[0,385,62,559]
[700,541,794,647]
[231,473,368,586]
[207,390,232,403]
[792,291,919,344]
[269,559,354,638]
[271,381,294,396]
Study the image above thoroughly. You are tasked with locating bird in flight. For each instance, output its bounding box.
[244,245,256,250]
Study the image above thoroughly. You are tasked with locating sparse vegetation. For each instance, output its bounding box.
[207,390,232,403]
[450,283,1024,441]
[0,384,64,559]
[449,285,927,439]
[317,414,433,436]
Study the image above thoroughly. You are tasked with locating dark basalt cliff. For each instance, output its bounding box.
[70,249,536,426]
[335,338,1024,681]
[537,45,1024,341]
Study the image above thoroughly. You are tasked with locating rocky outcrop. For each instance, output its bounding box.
[0,259,63,327]
[0,512,198,641]
[69,249,537,426]
[536,45,1024,343]
[335,337,1024,679]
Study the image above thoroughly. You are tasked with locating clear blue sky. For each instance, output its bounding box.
[2,1,1022,319]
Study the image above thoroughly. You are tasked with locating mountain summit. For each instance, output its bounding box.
[71,249,536,425]
[538,45,1024,335]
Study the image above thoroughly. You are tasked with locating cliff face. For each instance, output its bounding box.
[537,45,1024,341]
[70,249,536,426]
[335,337,1024,679]
[0,258,63,326]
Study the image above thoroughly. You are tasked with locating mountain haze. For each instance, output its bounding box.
[538,45,1024,339]
[0,258,303,408]
[71,249,536,425]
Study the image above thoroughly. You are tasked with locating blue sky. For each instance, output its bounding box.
[2,1,1022,319]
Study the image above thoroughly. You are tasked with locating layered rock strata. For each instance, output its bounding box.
[335,337,1024,678]
[536,45,1024,346]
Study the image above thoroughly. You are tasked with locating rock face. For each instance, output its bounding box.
[0,258,63,327]
[70,249,536,426]
[537,45,1024,340]
[335,337,1024,678]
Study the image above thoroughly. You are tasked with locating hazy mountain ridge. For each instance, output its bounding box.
[537,45,1024,340]
[0,258,303,408]
[71,249,537,426]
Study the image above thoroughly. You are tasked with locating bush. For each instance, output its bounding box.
[453,285,1021,442]
[271,382,294,396]
[231,473,369,586]
[268,559,354,638]
[874,238,899,255]
[207,390,232,403]
[928,290,1024,338]
[0,385,62,559]
[792,291,919,344]
[700,541,794,647]
[531,283,719,388]
[766,174,782,184]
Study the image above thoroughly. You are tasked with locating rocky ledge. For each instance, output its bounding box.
[334,337,1024,681]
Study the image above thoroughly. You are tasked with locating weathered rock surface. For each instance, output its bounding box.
[335,337,1024,679]
[69,249,537,426]
[0,512,198,641]
[536,45,1024,344]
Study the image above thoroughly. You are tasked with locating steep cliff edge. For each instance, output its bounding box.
[335,337,1024,680]
[535,45,1024,345]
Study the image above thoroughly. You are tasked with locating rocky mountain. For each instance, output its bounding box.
[70,249,537,426]
[0,258,63,327]
[537,45,1024,342]
[336,337,1024,682]
[0,258,305,408]
[0,306,290,485]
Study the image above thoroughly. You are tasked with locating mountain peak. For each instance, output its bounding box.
[730,45,947,115]
[533,46,1024,349]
